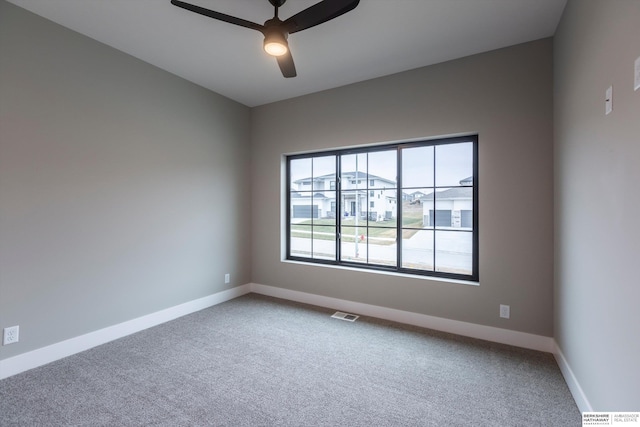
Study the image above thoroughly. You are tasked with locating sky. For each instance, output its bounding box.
[290,141,474,191]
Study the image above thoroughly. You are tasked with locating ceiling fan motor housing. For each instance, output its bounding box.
[268,0,287,7]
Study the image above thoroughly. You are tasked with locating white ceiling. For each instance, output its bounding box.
[7,0,567,107]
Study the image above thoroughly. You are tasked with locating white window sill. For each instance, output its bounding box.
[281,259,479,287]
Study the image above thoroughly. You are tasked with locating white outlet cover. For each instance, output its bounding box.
[499,305,510,319]
[3,325,19,345]
[605,86,613,115]
[635,56,640,91]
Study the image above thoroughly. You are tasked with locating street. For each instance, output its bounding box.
[290,229,472,275]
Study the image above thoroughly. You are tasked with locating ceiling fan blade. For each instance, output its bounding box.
[283,0,360,34]
[171,0,265,33]
[276,50,297,78]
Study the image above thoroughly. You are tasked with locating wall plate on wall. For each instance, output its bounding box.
[634,56,640,91]
[3,326,19,345]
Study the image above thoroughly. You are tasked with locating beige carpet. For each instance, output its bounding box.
[0,293,580,426]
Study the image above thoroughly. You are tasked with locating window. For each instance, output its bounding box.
[286,135,478,281]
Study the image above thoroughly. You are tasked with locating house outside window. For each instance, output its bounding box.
[286,135,478,281]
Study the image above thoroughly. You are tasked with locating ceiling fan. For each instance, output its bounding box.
[170,0,360,78]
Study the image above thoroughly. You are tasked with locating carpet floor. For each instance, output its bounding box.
[0,293,581,426]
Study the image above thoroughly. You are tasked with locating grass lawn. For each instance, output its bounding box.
[291,202,425,244]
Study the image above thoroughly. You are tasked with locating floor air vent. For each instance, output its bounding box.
[331,311,359,322]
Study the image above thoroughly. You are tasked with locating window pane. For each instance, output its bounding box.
[435,142,473,187]
[312,156,336,192]
[341,153,367,191]
[290,194,315,221]
[290,224,312,258]
[313,228,336,261]
[341,190,369,226]
[314,191,336,224]
[341,226,367,263]
[290,158,312,191]
[368,150,397,189]
[435,231,472,275]
[402,146,434,188]
[366,188,397,226]
[402,188,433,229]
[402,230,434,270]
[433,187,472,229]
[368,228,397,267]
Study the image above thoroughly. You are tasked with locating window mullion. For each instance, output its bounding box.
[310,159,314,259]
[432,147,437,271]
[336,155,341,262]
[286,158,292,260]
[396,146,402,271]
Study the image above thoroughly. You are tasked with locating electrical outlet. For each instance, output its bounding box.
[3,325,19,345]
[224,273,230,284]
[499,305,510,319]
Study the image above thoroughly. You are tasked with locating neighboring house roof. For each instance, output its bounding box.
[294,171,395,185]
[422,187,472,201]
[339,171,394,183]
[460,176,473,185]
[311,173,337,180]
[290,192,330,199]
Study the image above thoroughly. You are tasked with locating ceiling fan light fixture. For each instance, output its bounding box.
[263,31,288,56]
[171,0,361,77]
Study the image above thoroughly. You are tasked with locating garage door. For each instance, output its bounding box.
[461,210,472,228]
[429,210,452,227]
[292,205,319,219]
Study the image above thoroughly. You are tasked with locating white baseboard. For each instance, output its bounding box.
[0,284,251,380]
[3,281,583,412]
[248,283,555,353]
[553,341,592,412]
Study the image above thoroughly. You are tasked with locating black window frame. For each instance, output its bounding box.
[286,135,478,282]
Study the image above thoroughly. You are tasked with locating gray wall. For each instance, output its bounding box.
[251,39,554,336]
[554,0,640,411]
[0,1,251,360]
